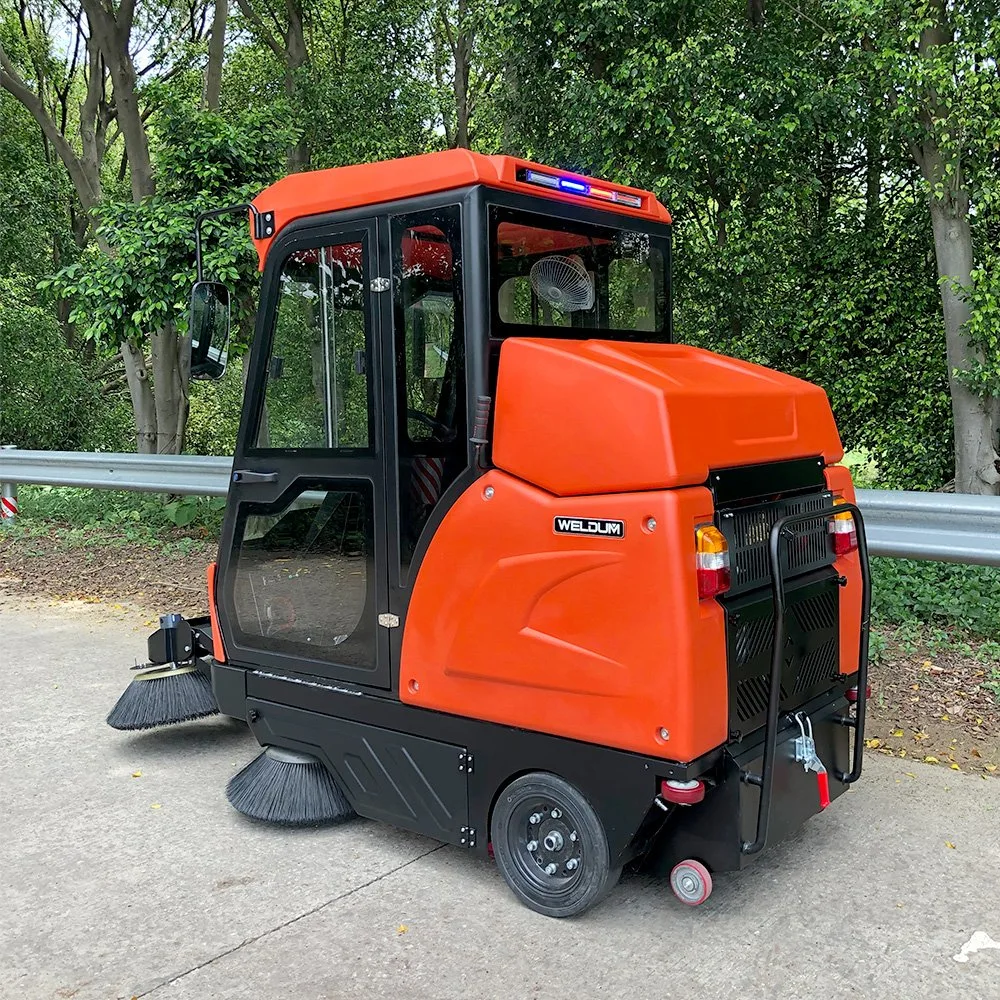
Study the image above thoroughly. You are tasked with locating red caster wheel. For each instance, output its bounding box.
[660,779,705,805]
[670,859,713,906]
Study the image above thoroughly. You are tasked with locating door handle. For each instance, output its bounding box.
[231,470,279,484]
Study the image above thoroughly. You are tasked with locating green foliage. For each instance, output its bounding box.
[186,358,246,456]
[872,557,1000,642]
[0,278,103,450]
[43,101,296,350]
[11,485,225,546]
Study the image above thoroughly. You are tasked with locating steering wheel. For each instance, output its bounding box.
[407,408,453,439]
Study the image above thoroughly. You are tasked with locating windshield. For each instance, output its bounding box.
[489,206,669,341]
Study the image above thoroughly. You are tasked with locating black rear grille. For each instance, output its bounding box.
[725,575,840,733]
[719,491,834,595]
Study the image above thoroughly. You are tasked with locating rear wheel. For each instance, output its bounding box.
[491,772,620,918]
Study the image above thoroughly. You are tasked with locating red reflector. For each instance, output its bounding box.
[817,770,831,810]
[846,684,871,703]
[697,566,730,600]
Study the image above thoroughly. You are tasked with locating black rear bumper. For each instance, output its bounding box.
[646,689,853,875]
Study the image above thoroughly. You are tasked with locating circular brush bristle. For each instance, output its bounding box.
[226,748,356,826]
[107,669,219,730]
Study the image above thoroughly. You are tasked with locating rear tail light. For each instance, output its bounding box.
[828,497,858,555]
[696,525,730,599]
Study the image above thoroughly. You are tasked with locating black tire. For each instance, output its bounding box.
[491,772,621,918]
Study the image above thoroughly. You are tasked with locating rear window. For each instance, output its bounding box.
[490,207,669,340]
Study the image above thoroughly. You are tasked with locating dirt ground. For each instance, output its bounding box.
[1,527,997,777]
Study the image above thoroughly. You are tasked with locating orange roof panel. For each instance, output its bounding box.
[249,149,670,267]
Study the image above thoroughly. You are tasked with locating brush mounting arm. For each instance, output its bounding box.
[147,613,215,665]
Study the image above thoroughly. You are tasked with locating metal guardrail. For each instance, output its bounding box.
[855,489,1000,567]
[1,449,999,567]
[0,450,232,499]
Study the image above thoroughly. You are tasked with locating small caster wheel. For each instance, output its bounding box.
[670,859,713,906]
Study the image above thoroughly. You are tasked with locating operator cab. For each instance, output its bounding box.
[190,151,673,693]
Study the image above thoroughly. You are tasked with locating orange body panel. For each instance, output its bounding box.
[399,471,729,763]
[824,465,863,677]
[207,561,227,663]
[249,150,671,268]
[493,339,845,497]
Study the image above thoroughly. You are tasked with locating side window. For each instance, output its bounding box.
[391,206,466,569]
[232,483,376,669]
[257,240,371,451]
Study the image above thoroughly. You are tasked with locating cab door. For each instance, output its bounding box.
[215,219,392,689]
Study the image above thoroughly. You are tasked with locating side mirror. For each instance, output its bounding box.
[190,280,231,380]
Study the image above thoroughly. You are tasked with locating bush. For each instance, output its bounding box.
[185,356,245,456]
[0,284,105,450]
[871,557,1000,641]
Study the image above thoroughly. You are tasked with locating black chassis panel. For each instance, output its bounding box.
[646,689,852,875]
[236,670,721,866]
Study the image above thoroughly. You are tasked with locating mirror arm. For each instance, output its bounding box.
[194,203,275,281]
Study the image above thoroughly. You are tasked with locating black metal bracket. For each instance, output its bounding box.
[147,613,214,664]
[194,203,275,282]
[740,502,871,855]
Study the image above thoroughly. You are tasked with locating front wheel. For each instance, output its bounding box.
[491,772,620,918]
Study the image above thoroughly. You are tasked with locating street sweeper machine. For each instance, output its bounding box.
[108,149,872,917]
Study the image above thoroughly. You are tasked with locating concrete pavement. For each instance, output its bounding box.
[1,596,998,1000]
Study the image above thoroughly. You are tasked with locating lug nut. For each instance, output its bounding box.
[544,863,558,875]
[526,840,538,852]
[529,812,542,824]
[566,858,579,871]
[569,831,577,842]
[551,808,561,818]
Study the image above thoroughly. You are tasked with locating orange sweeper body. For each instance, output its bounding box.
[119,149,871,919]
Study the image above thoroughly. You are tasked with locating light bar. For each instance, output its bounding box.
[520,169,644,210]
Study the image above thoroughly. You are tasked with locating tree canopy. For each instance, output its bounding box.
[1,0,997,492]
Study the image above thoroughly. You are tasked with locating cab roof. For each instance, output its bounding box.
[249,149,671,268]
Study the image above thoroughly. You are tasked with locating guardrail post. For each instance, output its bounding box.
[1,445,18,524]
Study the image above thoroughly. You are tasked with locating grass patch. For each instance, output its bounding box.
[871,557,1000,642]
[4,485,225,550]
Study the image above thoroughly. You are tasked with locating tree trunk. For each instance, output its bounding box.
[284,0,309,172]
[121,341,157,453]
[203,0,228,111]
[151,324,190,454]
[928,193,1000,493]
[454,21,471,149]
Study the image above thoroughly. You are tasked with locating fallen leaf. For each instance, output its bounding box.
[986,765,997,772]
[911,683,920,690]
[898,749,907,758]
[924,756,939,764]
[945,841,956,849]
[904,772,917,778]
[866,738,882,749]
[971,748,982,758]
[131,771,142,778]
[922,660,933,668]
[397,925,408,934]
[151,802,161,809]
[891,729,904,737]
[914,731,928,741]
[950,763,961,771]
[941,714,951,722]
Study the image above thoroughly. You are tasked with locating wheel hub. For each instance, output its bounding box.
[516,800,582,884]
